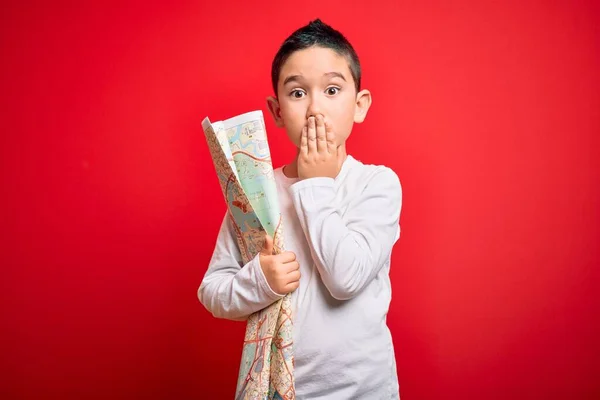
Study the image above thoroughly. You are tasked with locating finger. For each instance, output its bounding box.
[316,114,327,153]
[284,280,300,292]
[286,269,301,281]
[283,261,300,273]
[325,119,336,154]
[260,234,274,256]
[300,126,308,156]
[307,116,317,154]
[277,251,297,263]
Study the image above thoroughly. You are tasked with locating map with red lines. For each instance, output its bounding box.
[202,111,295,399]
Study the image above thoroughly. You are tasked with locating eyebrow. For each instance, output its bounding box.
[282,72,347,86]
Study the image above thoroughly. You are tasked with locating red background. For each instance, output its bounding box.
[2,1,599,399]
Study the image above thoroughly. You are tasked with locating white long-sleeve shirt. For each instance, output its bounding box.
[198,155,403,399]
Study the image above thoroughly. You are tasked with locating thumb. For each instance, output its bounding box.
[260,234,274,256]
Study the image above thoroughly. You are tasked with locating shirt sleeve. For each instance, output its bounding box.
[289,167,402,300]
[197,212,285,320]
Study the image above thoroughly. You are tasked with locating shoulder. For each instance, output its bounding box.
[342,155,402,196]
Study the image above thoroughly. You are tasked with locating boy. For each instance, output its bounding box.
[199,19,402,399]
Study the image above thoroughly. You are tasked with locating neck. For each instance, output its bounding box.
[283,144,348,179]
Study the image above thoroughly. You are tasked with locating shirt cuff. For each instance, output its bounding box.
[289,177,335,193]
[289,177,338,216]
[251,252,286,300]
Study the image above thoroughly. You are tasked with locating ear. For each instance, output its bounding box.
[266,96,284,128]
[354,89,372,123]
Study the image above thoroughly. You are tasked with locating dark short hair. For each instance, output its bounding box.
[271,19,361,96]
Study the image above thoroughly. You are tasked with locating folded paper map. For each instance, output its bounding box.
[202,110,295,399]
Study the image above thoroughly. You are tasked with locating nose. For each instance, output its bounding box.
[306,96,323,119]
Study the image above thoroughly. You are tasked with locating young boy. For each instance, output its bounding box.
[199,19,402,399]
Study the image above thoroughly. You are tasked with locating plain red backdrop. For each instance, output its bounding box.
[2,1,599,399]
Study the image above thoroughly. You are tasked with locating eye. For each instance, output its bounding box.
[326,86,341,96]
[290,89,306,99]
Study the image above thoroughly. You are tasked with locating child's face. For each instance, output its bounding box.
[267,47,371,148]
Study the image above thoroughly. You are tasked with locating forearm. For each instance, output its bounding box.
[290,171,401,300]
[198,213,285,320]
[198,254,284,320]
